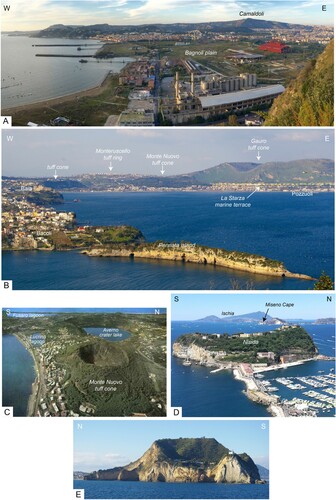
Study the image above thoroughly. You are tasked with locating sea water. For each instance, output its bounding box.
[73,479,269,499]
[2,192,334,290]
[2,335,36,416]
[1,35,132,108]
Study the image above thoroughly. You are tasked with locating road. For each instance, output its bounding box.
[152,59,160,125]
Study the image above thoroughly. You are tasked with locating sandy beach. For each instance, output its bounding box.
[13,334,40,416]
[2,72,113,115]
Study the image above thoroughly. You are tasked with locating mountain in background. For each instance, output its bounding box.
[83,437,262,484]
[5,158,334,192]
[256,465,270,481]
[313,318,336,325]
[73,471,89,480]
[195,311,287,324]
[188,159,334,185]
[35,19,311,38]
[265,40,334,126]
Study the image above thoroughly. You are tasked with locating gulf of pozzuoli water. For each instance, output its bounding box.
[1,35,133,108]
[2,191,334,290]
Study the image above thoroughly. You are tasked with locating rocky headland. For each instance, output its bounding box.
[84,437,263,484]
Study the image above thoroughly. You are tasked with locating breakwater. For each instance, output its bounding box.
[35,54,94,57]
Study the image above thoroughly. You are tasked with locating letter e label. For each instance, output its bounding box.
[74,490,84,499]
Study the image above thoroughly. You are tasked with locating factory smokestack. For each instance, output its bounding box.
[191,72,195,95]
[175,71,180,103]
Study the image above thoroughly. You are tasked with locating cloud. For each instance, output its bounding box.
[115,129,165,139]
[74,451,130,471]
[278,131,328,143]
[3,0,333,29]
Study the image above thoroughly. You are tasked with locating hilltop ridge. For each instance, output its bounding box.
[4,158,334,191]
[35,19,311,38]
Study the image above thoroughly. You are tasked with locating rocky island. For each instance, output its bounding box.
[82,243,314,280]
[173,325,335,416]
[84,437,264,484]
[173,325,318,365]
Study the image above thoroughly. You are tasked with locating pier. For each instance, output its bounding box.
[35,54,94,58]
[32,44,101,47]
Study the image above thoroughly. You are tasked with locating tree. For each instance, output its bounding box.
[228,114,238,126]
[313,272,334,290]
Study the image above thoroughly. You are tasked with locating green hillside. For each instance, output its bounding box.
[191,159,334,184]
[265,40,334,126]
[177,326,317,363]
[155,438,229,464]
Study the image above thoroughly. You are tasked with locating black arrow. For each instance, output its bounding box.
[262,308,269,323]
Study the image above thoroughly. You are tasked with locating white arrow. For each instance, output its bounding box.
[54,169,58,179]
[109,162,113,171]
[256,152,261,161]
[160,169,165,175]
[246,186,260,199]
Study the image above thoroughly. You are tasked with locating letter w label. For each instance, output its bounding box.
[7,135,14,142]
[3,5,10,11]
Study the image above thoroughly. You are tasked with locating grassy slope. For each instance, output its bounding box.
[265,39,334,126]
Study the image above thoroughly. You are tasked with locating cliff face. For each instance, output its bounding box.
[84,438,261,484]
[82,243,313,280]
[212,453,260,484]
[265,40,334,126]
[173,343,213,364]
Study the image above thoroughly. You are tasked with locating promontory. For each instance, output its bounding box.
[82,242,314,280]
[84,437,263,484]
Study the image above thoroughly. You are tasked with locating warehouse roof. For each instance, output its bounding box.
[199,85,285,108]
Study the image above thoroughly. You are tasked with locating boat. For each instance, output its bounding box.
[79,59,88,63]
[183,360,191,366]
[73,199,81,203]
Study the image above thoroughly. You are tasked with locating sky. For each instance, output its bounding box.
[73,419,269,471]
[2,129,334,177]
[1,1,334,31]
[171,293,335,320]
[3,307,164,315]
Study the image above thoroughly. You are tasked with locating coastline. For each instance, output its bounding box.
[2,72,113,114]
[13,334,40,417]
[173,336,331,417]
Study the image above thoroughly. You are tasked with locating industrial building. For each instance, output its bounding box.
[259,40,290,53]
[226,51,264,63]
[161,70,285,124]
[200,73,257,93]
[117,109,155,126]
